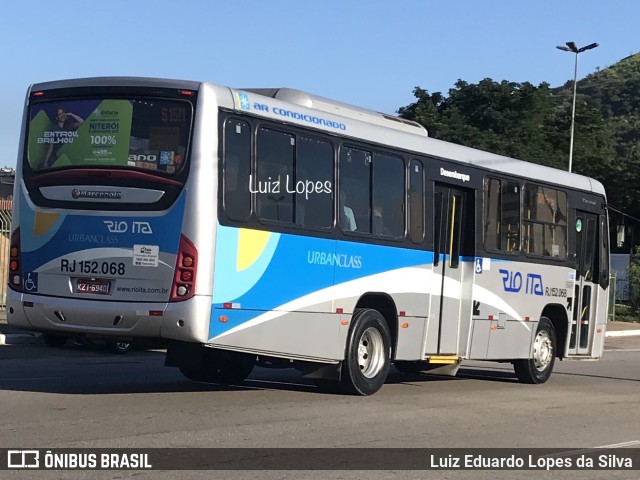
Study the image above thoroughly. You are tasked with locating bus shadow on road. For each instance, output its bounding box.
[455,363,640,384]
[551,371,640,383]
[386,367,518,385]
[4,343,636,397]
[0,342,526,396]
[0,373,261,396]
[244,365,523,394]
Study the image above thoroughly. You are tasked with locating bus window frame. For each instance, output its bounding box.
[24,93,195,183]
[483,175,522,256]
[522,183,568,260]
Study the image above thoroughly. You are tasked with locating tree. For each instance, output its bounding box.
[628,246,640,312]
[398,78,620,205]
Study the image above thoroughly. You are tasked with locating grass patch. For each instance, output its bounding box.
[613,304,640,323]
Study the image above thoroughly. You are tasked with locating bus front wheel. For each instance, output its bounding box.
[340,308,391,396]
[513,317,556,384]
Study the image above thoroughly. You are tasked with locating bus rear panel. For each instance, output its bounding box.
[7,78,213,344]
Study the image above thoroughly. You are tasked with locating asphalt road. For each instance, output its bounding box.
[0,335,639,480]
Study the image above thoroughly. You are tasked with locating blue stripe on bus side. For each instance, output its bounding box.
[212,225,433,313]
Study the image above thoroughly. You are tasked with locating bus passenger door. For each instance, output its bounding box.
[425,184,474,355]
[569,211,599,355]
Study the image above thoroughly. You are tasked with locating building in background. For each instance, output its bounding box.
[0,168,13,307]
[608,208,640,304]
[0,168,14,200]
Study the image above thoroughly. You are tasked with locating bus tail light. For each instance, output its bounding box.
[170,234,197,302]
[8,228,23,292]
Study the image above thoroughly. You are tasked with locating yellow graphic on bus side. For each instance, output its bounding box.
[34,211,60,237]
[236,229,271,271]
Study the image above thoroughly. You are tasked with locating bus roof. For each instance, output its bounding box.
[28,76,606,197]
[242,88,428,136]
[30,76,201,92]
[228,86,605,197]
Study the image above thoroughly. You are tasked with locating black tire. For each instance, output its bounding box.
[179,365,210,382]
[513,317,556,384]
[42,333,67,348]
[210,350,255,384]
[340,308,391,396]
[180,348,255,384]
[109,341,132,354]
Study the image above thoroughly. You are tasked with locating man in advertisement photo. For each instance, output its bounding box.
[38,106,84,169]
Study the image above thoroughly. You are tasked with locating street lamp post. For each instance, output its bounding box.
[556,41,599,173]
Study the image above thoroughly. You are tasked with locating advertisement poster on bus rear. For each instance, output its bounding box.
[28,100,133,170]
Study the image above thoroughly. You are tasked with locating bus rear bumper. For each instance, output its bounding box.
[5,288,211,343]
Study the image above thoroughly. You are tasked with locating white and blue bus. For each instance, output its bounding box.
[7,77,609,395]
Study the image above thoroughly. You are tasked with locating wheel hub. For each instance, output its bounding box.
[533,330,553,371]
[357,327,385,378]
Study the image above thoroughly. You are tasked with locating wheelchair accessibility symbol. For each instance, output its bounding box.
[24,272,38,292]
[475,258,483,274]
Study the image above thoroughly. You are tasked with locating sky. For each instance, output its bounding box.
[1,0,639,168]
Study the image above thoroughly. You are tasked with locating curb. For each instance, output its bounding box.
[605,330,640,338]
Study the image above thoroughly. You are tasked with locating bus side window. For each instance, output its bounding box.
[523,184,567,258]
[483,177,520,253]
[256,128,295,224]
[339,147,371,233]
[483,178,500,251]
[296,136,333,229]
[502,181,520,252]
[223,119,251,221]
[409,160,425,243]
[372,153,405,239]
[599,214,609,289]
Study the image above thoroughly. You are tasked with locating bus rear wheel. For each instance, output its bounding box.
[42,333,67,348]
[179,348,255,384]
[340,308,391,396]
[513,317,556,384]
[109,341,132,354]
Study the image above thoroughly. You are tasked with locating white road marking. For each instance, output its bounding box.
[595,440,640,448]
[606,330,640,337]
[542,440,640,458]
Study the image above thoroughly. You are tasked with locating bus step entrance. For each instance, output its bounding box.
[427,355,460,365]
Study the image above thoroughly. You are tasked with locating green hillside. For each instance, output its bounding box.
[398,53,640,241]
